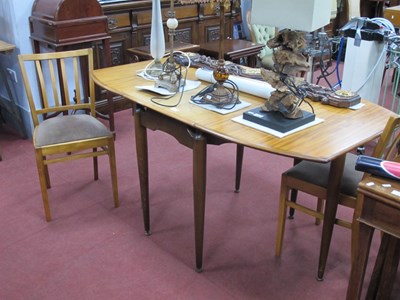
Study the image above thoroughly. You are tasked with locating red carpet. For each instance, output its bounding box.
[2,106,397,299]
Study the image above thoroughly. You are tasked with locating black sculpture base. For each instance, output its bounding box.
[243,108,316,133]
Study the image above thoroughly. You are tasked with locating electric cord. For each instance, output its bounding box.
[149,64,188,108]
[303,98,315,114]
[140,50,192,81]
[190,80,240,110]
[308,35,343,91]
[279,72,315,115]
[315,48,334,90]
[136,51,194,108]
[371,17,395,34]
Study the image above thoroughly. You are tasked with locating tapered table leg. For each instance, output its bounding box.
[317,154,346,280]
[235,144,244,192]
[190,129,207,272]
[134,105,150,235]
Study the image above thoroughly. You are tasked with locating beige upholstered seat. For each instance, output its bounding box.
[249,24,276,69]
[245,7,276,69]
[18,48,119,221]
[276,115,400,280]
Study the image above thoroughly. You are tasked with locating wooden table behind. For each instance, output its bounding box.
[92,61,394,163]
[92,61,396,273]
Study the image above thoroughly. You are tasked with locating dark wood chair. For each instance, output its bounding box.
[275,115,400,280]
[18,48,119,221]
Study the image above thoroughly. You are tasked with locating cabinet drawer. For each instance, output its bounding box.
[384,7,400,27]
[107,13,130,30]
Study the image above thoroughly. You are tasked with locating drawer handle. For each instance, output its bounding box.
[108,17,118,30]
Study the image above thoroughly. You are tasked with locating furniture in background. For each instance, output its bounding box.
[346,174,400,300]
[0,40,27,161]
[18,48,119,222]
[92,60,395,274]
[199,39,264,67]
[247,24,276,69]
[30,0,115,132]
[384,4,400,29]
[127,41,200,63]
[275,115,400,281]
[361,0,386,18]
[99,0,241,112]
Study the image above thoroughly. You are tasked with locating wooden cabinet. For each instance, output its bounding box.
[384,5,400,27]
[100,0,241,63]
[97,0,241,112]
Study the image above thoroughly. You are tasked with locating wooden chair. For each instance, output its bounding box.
[245,9,276,70]
[18,48,119,221]
[249,24,276,70]
[275,115,400,280]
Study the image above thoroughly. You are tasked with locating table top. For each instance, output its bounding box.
[200,39,264,59]
[0,40,15,53]
[92,61,396,163]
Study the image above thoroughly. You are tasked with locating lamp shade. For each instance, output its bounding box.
[251,0,332,32]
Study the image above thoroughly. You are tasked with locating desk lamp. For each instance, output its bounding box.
[155,0,185,92]
[251,0,331,119]
[154,0,209,93]
[180,0,240,107]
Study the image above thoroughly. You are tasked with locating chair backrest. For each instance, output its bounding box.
[245,9,275,59]
[372,115,400,162]
[18,48,95,128]
[250,24,276,58]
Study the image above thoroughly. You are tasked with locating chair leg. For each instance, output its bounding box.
[44,162,51,189]
[315,198,324,225]
[235,144,244,193]
[275,176,289,257]
[108,141,119,208]
[288,189,298,219]
[93,148,98,180]
[35,150,51,222]
[288,158,302,219]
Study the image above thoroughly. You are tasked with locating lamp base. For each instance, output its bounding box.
[146,59,164,77]
[155,60,184,93]
[155,75,184,93]
[243,108,315,133]
[200,81,239,108]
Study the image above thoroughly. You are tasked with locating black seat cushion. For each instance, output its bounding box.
[284,153,363,197]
